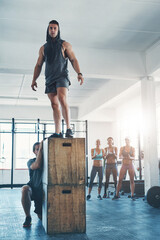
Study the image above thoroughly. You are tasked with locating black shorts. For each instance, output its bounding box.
[29,186,43,215]
[45,78,70,94]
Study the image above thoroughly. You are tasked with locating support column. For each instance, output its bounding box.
[141,77,159,194]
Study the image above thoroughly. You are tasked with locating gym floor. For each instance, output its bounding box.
[0,187,160,240]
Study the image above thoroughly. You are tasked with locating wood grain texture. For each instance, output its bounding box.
[43,184,86,234]
[42,138,85,185]
[42,138,86,234]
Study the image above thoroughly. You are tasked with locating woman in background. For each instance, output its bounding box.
[103,137,118,198]
[113,137,135,200]
[87,139,105,200]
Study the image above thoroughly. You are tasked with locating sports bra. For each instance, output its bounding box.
[106,147,116,155]
[122,146,133,158]
[93,149,103,160]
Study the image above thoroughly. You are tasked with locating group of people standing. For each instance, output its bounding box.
[87,137,136,200]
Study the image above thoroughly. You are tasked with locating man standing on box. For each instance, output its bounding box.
[31,20,84,138]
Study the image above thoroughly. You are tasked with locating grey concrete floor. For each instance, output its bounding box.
[0,187,160,240]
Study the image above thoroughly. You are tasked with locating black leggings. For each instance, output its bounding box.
[89,166,103,189]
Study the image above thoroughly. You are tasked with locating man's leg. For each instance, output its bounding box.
[21,185,32,217]
[47,93,61,134]
[33,191,43,220]
[21,185,32,227]
[57,87,70,129]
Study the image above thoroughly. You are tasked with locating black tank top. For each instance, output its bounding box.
[44,40,71,86]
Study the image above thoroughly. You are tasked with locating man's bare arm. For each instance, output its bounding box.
[30,141,43,170]
[31,46,45,91]
[63,42,84,85]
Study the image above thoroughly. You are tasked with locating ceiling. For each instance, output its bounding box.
[1,0,160,119]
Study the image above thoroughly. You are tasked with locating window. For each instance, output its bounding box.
[0,132,12,169]
[15,134,37,169]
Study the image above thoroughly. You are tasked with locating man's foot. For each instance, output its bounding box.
[103,193,107,198]
[87,194,91,200]
[23,216,32,228]
[112,195,119,200]
[65,128,74,138]
[49,132,63,138]
[97,195,103,200]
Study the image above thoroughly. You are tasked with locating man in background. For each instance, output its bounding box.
[21,141,43,227]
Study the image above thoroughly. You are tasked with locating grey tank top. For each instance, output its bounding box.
[44,40,71,86]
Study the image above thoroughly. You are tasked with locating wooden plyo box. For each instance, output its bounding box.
[42,184,86,234]
[42,138,85,185]
[42,138,86,234]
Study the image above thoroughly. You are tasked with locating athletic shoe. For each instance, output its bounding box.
[65,128,74,138]
[87,194,91,200]
[112,195,119,200]
[97,195,103,200]
[49,132,63,138]
[103,194,107,198]
[23,216,32,228]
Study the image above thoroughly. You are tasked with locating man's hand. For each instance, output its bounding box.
[30,140,43,170]
[77,74,84,85]
[31,81,37,91]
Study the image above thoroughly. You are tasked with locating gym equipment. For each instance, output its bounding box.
[42,138,86,234]
[121,180,144,196]
[147,186,160,208]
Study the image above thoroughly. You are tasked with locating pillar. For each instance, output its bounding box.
[141,76,159,194]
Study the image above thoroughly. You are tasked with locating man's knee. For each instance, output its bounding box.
[22,185,30,195]
[130,179,134,184]
[50,101,59,110]
[58,94,67,107]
